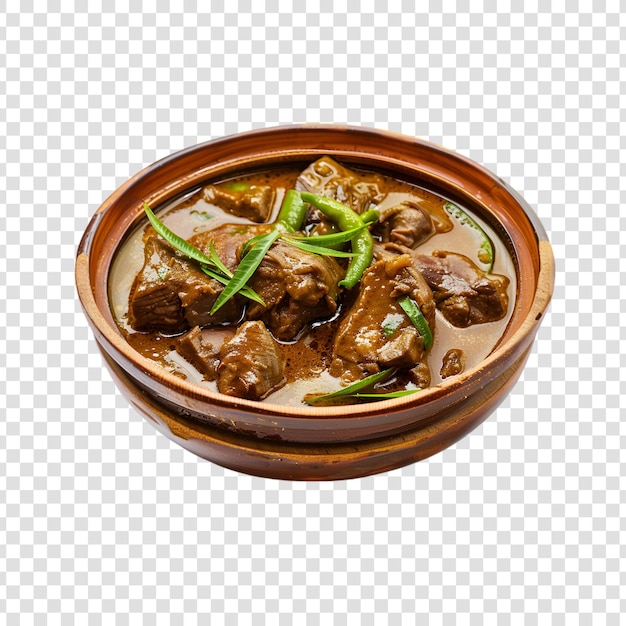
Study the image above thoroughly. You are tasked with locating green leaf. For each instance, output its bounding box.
[292,224,368,247]
[354,389,422,399]
[144,202,215,266]
[398,296,433,350]
[444,202,494,272]
[304,368,397,406]
[239,231,272,258]
[281,237,356,258]
[144,203,265,308]
[201,267,265,307]
[210,229,282,315]
[200,266,230,285]
[381,312,403,338]
[208,241,233,278]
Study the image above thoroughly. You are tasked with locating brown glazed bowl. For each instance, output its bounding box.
[76,125,554,480]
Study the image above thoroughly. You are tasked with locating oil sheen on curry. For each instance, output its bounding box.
[109,157,516,406]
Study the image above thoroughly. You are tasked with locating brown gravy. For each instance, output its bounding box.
[110,164,517,406]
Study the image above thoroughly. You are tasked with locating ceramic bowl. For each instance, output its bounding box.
[76,125,554,480]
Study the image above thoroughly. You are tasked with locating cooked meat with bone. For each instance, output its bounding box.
[330,254,435,384]
[384,244,510,327]
[203,183,276,223]
[127,236,243,333]
[296,156,384,215]
[131,221,344,342]
[217,321,285,400]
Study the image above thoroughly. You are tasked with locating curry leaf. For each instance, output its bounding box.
[290,224,367,248]
[208,241,233,278]
[353,389,422,399]
[281,237,356,258]
[144,202,215,267]
[145,202,264,307]
[304,368,397,406]
[210,229,282,315]
[201,267,266,307]
[239,231,273,258]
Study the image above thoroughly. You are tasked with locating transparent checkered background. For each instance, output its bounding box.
[1,3,624,624]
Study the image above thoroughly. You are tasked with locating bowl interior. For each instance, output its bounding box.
[76,125,554,424]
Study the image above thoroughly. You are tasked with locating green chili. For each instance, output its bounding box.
[287,224,367,248]
[300,192,374,288]
[300,193,362,230]
[360,208,380,225]
[398,295,433,350]
[275,189,307,232]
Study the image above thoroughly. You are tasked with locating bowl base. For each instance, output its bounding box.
[101,345,529,480]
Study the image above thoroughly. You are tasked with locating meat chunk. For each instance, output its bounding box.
[374,200,435,248]
[409,360,431,389]
[440,348,465,379]
[188,223,271,274]
[376,327,423,367]
[175,326,229,380]
[330,254,435,383]
[203,183,276,223]
[190,224,344,340]
[385,244,510,327]
[296,156,384,215]
[127,236,188,333]
[127,236,242,333]
[413,251,509,327]
[217,321,285,400]
[245,240,345,341]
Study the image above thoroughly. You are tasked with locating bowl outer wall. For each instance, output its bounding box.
[99,339,534,481]
[76,125,555,445]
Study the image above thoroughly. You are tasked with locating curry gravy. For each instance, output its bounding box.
[109,165,517,406]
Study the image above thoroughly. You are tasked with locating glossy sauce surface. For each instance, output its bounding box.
[109,165,517,406]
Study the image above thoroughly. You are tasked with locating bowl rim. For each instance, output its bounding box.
[76,123,555,419]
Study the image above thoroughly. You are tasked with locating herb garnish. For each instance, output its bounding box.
[209,228,282,315]
[398,296,433,350]
[304,368,422,406]
[144,189,380,318]
[443,202,494,272]
[143,202,264,307]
